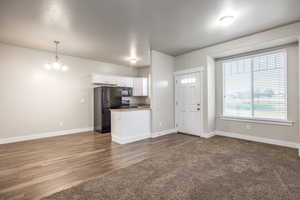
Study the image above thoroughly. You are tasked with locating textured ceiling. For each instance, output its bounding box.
[0,0,300,67]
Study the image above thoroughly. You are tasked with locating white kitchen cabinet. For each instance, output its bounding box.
[116,77,126,87]
[91,74,104,84]
[132,78,139,96]
[116,77,133,88]
[92,74,117,85]
[132,77,148,96]
[91,74,148,96]
[142,77,148,96]
[123,77,133,88]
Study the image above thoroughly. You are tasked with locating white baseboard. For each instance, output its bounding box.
[215,131,300,149]
[112,133,151,144]
[200,132,215,138]
[151,128,178,138]
[0,127,94,145]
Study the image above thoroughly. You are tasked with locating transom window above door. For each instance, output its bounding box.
[222,49,287,121]
[181,77,196,84]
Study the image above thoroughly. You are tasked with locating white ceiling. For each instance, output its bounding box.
[0,0,300,67]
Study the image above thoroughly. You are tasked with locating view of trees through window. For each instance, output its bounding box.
[223,50,287,120]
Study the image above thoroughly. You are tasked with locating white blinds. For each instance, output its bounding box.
[223,50,287,120]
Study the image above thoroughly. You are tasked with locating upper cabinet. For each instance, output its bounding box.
[133,77,148,97]
[118,77,133,88]
[91,74,148,96]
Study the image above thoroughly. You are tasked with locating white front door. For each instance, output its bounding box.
[175,72,202,136]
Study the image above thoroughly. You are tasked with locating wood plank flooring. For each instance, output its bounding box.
[0,132,195,200]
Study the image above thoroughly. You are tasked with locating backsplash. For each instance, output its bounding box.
[123,96,150,105]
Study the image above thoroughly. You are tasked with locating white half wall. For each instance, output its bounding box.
[0,43,138,140]
[151,51,175,133]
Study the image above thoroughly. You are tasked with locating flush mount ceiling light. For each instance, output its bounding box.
[129,57,138,65]
[45,41,69,71]
[219,15,235,26]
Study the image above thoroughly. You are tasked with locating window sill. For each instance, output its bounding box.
[218,116,294,126]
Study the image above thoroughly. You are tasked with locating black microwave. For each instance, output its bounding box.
[120,87,133,97]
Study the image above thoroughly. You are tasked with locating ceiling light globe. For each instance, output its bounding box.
[52,62,61,70]
[45,64,52,70]
[62,65,69,71]
[219,16,235,26]
[130,58,137,64]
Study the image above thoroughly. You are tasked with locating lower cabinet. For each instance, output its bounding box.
[111,109,151,144]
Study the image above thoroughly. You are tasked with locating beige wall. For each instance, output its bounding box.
[0,43,138,140]
[151,51,175,132]
[216,44,299,143]
[137,66,150,77]
[175,22,300,143]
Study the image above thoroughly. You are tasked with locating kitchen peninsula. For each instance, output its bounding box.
[110,107,151,144]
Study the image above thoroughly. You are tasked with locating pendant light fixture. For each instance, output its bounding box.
[219,15,235,26]
[45,41,68,71]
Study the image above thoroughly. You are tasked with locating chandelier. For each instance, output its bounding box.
[45,41,68,71]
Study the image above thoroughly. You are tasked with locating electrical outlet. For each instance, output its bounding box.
[59,122,64,127]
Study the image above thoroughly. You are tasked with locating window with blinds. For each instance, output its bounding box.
[223,49,287,120]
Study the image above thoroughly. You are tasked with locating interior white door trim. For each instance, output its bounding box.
[174,66,205,75]
[174,67,204,137]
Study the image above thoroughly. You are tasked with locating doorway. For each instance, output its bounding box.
[175,68,203,136]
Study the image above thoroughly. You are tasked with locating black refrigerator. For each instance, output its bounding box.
[94,87,122,133]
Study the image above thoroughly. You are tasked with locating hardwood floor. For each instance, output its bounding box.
[0,132,195,200]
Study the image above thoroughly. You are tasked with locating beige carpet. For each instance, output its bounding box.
[43,136,300,200]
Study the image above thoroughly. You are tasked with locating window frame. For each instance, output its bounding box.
[222,49,289,123]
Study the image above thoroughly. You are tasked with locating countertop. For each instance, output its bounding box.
[110,107,151,112]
